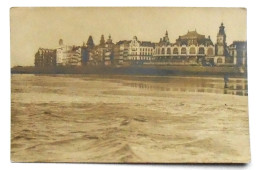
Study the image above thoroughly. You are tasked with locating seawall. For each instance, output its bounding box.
[11,65,247,78]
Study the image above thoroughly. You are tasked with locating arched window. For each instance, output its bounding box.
[181,48,186,54]
[217,58,223,63]
[162,48,165,54]
[173,48,178,54]
[189,47,196,54]
[207,48,213,56]
[167,48,171,54]
[199,47,205,54]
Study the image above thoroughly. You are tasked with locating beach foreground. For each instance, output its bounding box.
[11,74,250,163]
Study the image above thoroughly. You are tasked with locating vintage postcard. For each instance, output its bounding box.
[10,7,250,163]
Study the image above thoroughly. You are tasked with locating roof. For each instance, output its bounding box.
[175,38,213,46]
[38,48,56,52]
[232,41,247,46]
[179,30,205,39]
[175,30,213,46]
[116,40,131,45]
[71,46,81,51]
[229,41,247,48]
[140,41,155,47]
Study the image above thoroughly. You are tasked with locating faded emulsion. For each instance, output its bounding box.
[10,7,250,163]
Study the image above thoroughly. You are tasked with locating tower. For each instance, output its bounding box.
[106,34,113,45]
[215,23,228,64]
[216,23,227,56]
[163,30,170,44]
[159,30,170,46]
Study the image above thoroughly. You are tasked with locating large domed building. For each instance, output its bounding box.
[153,29,215,65]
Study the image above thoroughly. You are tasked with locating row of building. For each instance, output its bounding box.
[34,23,247,67]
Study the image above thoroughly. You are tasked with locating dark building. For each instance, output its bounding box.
[34,48,56,67]
[81,42,89,66]
[229,41,247,66]
[81,36,95,65]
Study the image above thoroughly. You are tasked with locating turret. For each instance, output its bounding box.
[106,34,113,44]
[87,36,95,49]
[217,22,227,45]
[100,35,105,47]
[59,39,63,46]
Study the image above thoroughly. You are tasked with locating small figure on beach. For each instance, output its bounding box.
[224,74,229,88]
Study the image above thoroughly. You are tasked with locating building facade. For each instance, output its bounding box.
[90,34,115,65]
[114,40,131,65]
[34,48,56,67]
[104,35,115,65]
[128,36,154,64]
[56,45,82,66]
[34,23,247,68]
[56,39,82,66]
[56,45,69,66]
[153,30,215,65]
[229,41,247,66]
[66,46,82,66]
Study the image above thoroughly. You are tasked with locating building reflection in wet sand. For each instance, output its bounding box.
[121,77,247,96]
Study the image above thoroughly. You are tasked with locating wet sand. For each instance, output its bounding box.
[11,74,250,163]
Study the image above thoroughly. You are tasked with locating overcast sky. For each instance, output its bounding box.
[10,7,246,66]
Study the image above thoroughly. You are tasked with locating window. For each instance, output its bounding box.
[243,51,246,57]
[217,58,223,63]
[199,47,205,54]
[207,48,213,56]
[162,48,165,54]
[233,51,236,56]
[181,48,186,54]
[173,48,178,54]
[167,48,171,54]
[158,48,160,54]
[189,47,196,54]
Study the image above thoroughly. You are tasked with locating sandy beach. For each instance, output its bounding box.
[11,74,250,163]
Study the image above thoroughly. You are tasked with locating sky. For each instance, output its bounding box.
[10,7,247,66]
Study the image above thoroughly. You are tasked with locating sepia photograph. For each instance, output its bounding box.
[10,7,250,163]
